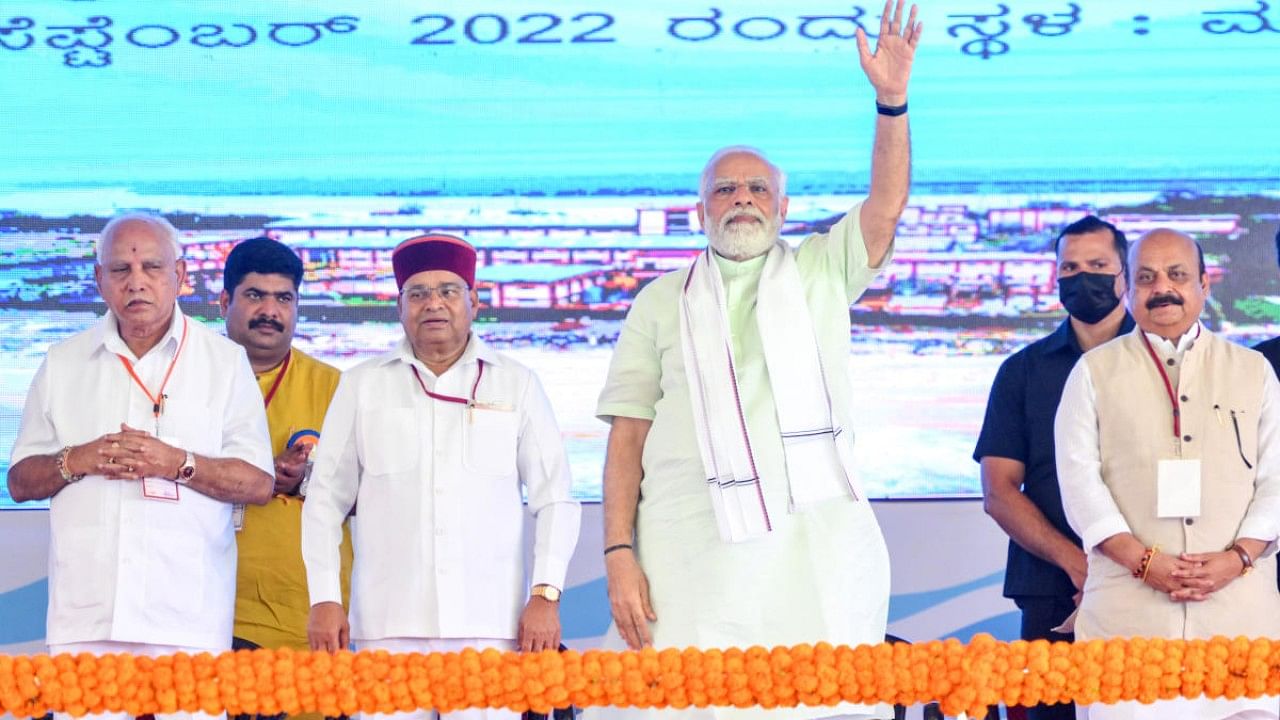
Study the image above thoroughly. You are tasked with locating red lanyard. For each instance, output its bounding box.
[116,315,189,418]
[410,359,485,408]
[1139,327,1199,439]
[261,350,292,410]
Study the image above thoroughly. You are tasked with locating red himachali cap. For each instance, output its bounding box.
[391,234,477,290]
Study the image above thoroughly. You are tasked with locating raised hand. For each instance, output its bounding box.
[855,0,923,104]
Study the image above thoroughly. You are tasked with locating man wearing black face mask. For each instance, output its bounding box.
[974,216,1132,720]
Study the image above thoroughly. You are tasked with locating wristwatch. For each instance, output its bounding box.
[1229,542,1254,576]
[175,450,196,484]
[530,584,562,602]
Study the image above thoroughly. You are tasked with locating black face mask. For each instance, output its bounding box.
[1058,271,1121,324]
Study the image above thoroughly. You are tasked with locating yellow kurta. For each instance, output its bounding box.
[234,347,354,651]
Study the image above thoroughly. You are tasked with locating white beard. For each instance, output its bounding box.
[706,208,781,260]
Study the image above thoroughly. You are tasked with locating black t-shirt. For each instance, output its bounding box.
[974,315,1135,599]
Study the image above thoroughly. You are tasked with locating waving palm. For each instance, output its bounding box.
[856,0,923,103]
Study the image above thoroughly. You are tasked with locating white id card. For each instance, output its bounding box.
[142,434,183,502]
[142,476,180,501]
[1157,458,1201,518]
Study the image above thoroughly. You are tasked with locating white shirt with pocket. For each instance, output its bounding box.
[302,335,580,641]
[10,307,274,650]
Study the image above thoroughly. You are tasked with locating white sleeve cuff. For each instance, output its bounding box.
[307,573,343,608]
[1080,515,1133,553]
[1235,517,1280,549]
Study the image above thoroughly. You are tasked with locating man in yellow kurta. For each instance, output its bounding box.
[220,237,353,661]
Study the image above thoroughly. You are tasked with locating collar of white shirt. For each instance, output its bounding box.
[98,303,185,362]
[1142,320,1202,359]
[380,333,500,377]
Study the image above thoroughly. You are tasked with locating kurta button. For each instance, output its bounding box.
[1185,518,1194,525]
[1166,358,1175,366]
[1183,434,1192,442]
[1180,395,1189,402]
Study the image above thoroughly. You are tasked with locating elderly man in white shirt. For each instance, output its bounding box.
[1056,229,1280,720]
[302,233,581,720]
[7,213,275,719]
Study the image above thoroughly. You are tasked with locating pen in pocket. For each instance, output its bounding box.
[1230,409,1253,470]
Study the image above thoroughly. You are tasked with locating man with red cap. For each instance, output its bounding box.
[301,234,581,719]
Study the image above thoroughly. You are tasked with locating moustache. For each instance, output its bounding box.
[720,207,767,230]
[249,317,285,332]
[1146,293,1183,310]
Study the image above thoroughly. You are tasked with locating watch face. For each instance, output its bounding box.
[177,451,196,482]
[537,586,561,602]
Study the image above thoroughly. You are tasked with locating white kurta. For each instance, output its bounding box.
[302,335,581,641]
[593,204,893,720]
[11,307,274,650]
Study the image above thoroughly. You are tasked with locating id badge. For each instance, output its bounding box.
[143,434,183,502]
[1157,458,1201,518]
[471,401,514,412]
[142,476,180,501]
[467,400,514,423]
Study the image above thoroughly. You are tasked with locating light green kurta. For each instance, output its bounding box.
[594,204,894,720]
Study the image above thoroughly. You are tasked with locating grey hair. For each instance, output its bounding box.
[697,145,787,203]
[95,213,183,264]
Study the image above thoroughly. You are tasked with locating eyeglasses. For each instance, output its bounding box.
[402,283,467,303]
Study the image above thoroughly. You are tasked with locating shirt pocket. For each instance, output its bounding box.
[358,408,418,477]
[159,403,217,457]
[463,409,518,476]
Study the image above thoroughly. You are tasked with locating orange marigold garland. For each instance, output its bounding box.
[3,636,1280,718]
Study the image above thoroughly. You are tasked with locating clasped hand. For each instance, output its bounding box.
[70,423,183,481]
[1144,550,1244,601]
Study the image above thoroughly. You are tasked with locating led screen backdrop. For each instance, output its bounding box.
[2,0,1279,506]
